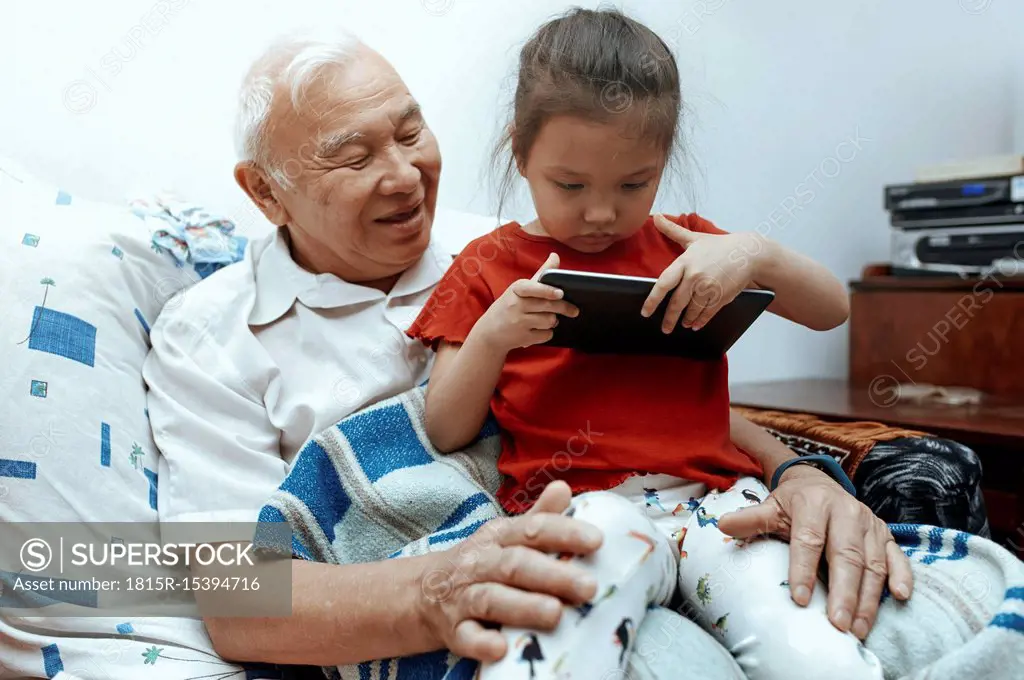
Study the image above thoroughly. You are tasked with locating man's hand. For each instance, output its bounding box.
[717,467,914,640]
[416,481,600,662]
[473,253,579,353]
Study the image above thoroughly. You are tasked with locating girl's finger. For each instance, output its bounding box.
[662,276,697,333]
[521,299,579,317]
[642,258,685,318]
[688,287,732,330]
[529,313,559,330]
[683,279,725,328]
[530,252,561,282]
[689,302,722,331]
[512,279,565,301]
[653,214,702,248]
[523,329,556,348]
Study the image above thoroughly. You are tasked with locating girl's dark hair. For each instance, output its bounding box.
[493,7,683,216]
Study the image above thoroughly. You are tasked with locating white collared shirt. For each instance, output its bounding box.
[142,229,449,524]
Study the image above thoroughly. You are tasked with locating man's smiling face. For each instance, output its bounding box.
[266,45,441,284]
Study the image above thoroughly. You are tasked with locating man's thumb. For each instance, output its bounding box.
[530,252,561,282]
[527,480,572,515]
[716,502,782,539]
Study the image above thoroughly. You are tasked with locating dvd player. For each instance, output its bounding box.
[891,223,1024,275]
[890,202,1024,229]
[885,175,1024,213]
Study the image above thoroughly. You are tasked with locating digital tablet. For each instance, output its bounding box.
[538,269,774,359]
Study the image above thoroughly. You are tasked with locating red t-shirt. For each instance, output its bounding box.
[407,214,762,513]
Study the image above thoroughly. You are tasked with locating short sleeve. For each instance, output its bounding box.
[143,308,287,531]
[670,213,729,236]
[407,247,498,348]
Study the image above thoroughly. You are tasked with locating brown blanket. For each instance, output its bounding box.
[733,407,929,478]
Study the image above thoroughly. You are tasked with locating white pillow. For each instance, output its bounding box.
[0,181,202,523]
[0,171,260,680]
[432,206,502,255]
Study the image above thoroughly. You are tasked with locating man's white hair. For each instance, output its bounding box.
[234,29,361,188]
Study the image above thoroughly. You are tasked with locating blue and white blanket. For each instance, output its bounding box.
[259,386,1024,680]
[258,387,502,679]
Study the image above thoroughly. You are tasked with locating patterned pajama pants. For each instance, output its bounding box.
[479,475,883,680]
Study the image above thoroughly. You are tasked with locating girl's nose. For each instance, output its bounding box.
[583,201,616,225]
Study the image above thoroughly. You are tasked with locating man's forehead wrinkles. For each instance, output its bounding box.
[307,87,388,122]
[308,92,414,141]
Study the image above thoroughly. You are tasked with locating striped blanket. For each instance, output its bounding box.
[258,387,502,679]
[258,386,1024,679]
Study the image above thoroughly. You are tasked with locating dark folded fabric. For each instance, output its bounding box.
[734,408,989,536]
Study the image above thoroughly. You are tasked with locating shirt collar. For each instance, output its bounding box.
[249,228,451,326]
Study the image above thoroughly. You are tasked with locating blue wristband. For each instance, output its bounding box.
[770,454,857,497]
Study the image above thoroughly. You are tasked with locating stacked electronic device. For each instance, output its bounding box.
[884,156,1024,277]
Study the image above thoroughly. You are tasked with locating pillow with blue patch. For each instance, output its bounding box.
[0,179,244,524]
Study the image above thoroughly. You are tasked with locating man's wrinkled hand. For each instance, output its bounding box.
[417,481,601,662]
[717,466,913,640]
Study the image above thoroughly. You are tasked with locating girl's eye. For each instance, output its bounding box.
[622,181,650,191]
[556,182,585,191]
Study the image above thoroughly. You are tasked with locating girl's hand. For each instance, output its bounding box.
[642,214,761,333]
[472,253,579,354]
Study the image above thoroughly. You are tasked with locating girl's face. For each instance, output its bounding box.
[519,114,666,253]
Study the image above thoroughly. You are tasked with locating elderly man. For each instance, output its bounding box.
[143,31,912,673]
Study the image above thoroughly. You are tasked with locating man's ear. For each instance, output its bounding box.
[234,162,290,227]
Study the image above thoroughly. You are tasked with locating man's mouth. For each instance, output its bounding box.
[377,201,424,225]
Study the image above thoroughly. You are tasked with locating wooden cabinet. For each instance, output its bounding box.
[733,268,1024,551]
[849,267,1024,397]
[846,267,1024,549]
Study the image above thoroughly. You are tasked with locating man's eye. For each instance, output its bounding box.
[622,181,650,191]
[400,129,422,145]
[556,182,584,191]
[345,156,370,170]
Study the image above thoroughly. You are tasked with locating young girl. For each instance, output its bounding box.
[408,8,879,680]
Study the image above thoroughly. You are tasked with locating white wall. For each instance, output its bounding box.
[3,0,1021,383]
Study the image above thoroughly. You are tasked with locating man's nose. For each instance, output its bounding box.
[379,147,422,195]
